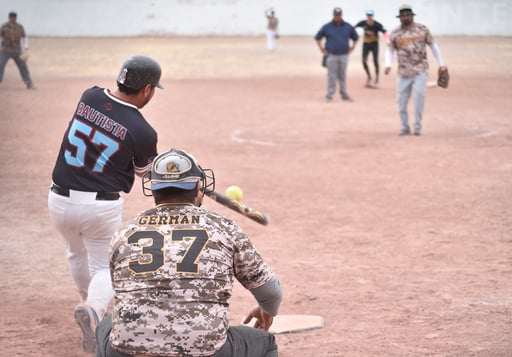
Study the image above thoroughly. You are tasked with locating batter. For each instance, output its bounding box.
[48,55,163,352]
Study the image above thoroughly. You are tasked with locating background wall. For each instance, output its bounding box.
[1,0,511,37]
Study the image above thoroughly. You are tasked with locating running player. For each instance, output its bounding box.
[47,55,163,353]
[355,10,389,86]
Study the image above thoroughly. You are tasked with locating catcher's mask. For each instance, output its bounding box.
[142,149,214,197]
[117,55,164,90]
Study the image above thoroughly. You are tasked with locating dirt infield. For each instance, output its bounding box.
[1,35,511,356]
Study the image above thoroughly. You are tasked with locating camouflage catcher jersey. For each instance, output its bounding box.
[109,203,276,356]
[389,23,434,77]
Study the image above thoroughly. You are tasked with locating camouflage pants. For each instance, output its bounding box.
[96,315,278,357]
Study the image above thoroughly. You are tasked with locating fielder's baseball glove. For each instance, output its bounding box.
[437,67,449,88]
[19,50,29,62]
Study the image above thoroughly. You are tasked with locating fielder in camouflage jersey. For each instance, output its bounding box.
[0,11,34,88]
[94,148,282,357]
[384,4,446,136]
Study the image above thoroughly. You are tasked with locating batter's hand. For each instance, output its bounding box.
[242,305,274,331]
[384,67,391,75]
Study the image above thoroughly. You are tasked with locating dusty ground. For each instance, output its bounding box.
[1,35,511,356]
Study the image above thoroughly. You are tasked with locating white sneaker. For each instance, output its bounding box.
[74,304,99,353]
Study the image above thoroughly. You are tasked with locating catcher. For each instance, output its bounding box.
[91,148,282,356]
[384,4,447,136]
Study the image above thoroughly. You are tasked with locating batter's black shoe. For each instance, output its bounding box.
[74,304,99,353]
[399,129,411,136]
[27,82,36,90]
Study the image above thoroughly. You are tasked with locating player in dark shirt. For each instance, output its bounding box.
[315,7,359,102]
[355,10,389,86]
[48,55,163,353]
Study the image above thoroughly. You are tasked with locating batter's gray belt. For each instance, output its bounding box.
[51,184,120,201]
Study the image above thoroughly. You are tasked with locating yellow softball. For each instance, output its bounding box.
[225,185,243,201]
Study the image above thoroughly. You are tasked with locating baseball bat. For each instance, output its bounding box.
[205,191,269,226]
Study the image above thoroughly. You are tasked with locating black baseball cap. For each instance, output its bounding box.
[117,55,164,90]
[333,7,342,16]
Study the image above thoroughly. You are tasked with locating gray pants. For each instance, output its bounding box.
[396,72,428,133]
[0,49,33,86]
[325,53,350,99]
[96,315,278,357]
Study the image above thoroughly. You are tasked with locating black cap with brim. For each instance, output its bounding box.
[117,55,164,90]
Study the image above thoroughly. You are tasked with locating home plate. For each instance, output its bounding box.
[242,314,324,334]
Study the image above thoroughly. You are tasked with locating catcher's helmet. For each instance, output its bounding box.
[117,55,163,90]
[142,149,214,197]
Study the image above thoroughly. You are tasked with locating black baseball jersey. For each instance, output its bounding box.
[355,20,387,43]
[51,86,157,193]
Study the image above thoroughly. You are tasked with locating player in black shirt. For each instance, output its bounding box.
[48,55,163,353]
[355,10,389,86]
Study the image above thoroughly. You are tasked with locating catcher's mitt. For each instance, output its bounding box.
[19,50,29,62]
[437,67,449,88]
